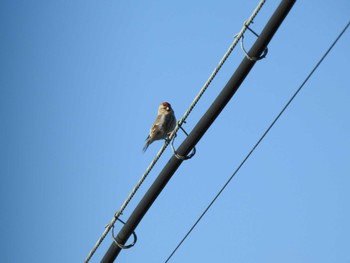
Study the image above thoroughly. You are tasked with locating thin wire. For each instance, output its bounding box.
[84,1,266,262]
[164,21,350,263]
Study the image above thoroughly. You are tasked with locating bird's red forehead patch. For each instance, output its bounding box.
[162,102,170,107]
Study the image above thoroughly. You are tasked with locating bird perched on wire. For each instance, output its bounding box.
[143,102,176,152]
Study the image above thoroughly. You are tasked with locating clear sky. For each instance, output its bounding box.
[1,1,350,262]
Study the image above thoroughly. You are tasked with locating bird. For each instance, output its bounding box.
[143,102,176,152]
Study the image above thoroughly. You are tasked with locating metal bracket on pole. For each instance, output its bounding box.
[171,121,196,160]
[108,218,137,250]
[239,22,269,61]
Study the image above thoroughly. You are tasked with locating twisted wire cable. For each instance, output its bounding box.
[84,1,266,262]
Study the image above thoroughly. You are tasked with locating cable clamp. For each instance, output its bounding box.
[170,121,196,160]
[106,218,137,249]
[236,21,268,61]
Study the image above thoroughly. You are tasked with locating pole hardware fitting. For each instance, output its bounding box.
[237,21,269,61]
[108,218,138,250]
[170,121,196,160]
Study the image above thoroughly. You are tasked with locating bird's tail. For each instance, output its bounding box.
[143,136,150,152]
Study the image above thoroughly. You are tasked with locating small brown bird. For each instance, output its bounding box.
[143,102,176,152]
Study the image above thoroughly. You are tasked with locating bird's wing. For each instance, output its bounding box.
[150,124,160,136]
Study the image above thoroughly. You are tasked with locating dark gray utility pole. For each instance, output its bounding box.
[102,0,296,262]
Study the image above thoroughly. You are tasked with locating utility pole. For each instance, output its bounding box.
[102,0,296,262]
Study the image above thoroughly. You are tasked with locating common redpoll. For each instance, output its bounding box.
[143,102,176,152]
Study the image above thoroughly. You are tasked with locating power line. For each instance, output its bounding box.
[84,1,267,262]
[164,20,350,263]
[101,0,295,261]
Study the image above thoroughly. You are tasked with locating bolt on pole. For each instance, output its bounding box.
[101,0,296,262]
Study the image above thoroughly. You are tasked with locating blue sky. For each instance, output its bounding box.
[1,1,350,262]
